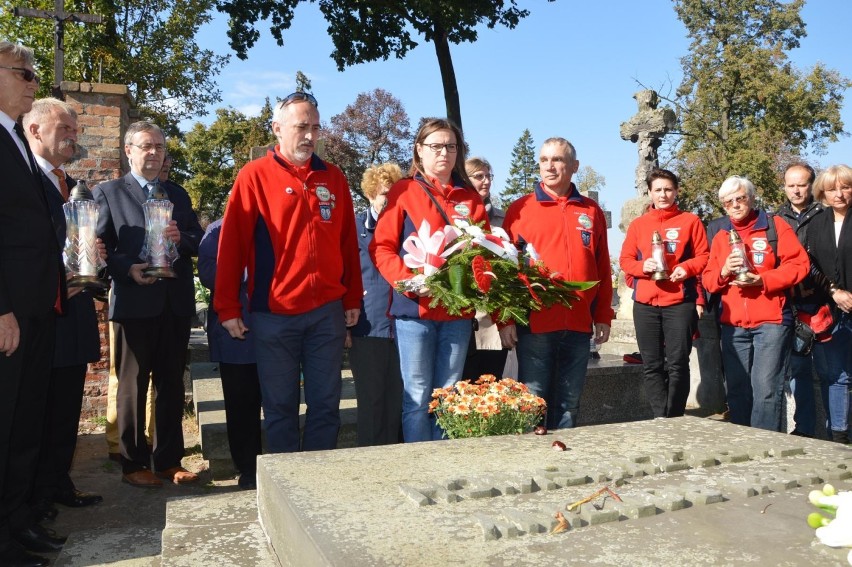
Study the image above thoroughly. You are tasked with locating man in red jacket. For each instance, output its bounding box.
[214,93,363,453]
[500,137,614,430]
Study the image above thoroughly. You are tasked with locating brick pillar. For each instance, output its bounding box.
[59,81,136,419]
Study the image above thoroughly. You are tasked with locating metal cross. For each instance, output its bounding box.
[13,0,103,97]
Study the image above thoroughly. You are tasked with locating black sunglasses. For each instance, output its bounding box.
[0,65,40,84]
[277,92,318,109]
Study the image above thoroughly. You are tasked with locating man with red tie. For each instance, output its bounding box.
[23,97,104,523]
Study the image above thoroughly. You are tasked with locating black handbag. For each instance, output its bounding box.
[793,318,816,356]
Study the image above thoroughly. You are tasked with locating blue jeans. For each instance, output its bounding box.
[813,313,852,437]
[516,327,591,430]
[720,323,791,431]
[251,301,346,453]
[789,349,829,436]
[394,318,471,442]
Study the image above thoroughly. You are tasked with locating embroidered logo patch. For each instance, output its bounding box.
[752,239,768,251]
[578,214,593,229]
[581,230,592,247]
[454,203,470,217]
[285,187,294,194]
[316,187,331,201]
[752,251,765,265]
[666,241,677,254]
[319,204,332,221]
[665,229,679,240]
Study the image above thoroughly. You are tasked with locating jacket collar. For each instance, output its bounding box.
[534,182,582,203]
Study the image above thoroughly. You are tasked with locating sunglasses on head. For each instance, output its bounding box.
[0,65,39,84]
[277,92,318,109]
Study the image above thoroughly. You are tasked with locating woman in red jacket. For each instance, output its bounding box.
[703,175,809,431]
[620,169,709,418]
[370,119,488,442]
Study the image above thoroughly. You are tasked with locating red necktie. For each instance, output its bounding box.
[52,168,69,201]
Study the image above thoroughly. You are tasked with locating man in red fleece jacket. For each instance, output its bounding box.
[500,137,614,430]
[214,92,363,453]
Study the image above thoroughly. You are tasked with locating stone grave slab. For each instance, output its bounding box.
[256,417,852,566]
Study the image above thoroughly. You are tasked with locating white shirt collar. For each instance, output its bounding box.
[33,154,64,192]
[131,171,158,192]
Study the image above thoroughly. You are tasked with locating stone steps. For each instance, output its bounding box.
[161,491,277,566]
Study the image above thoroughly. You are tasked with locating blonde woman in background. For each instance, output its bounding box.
[347,163,404,446]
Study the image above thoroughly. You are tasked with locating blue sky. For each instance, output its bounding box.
[192,1,852,252]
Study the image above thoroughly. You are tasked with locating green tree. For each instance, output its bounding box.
[575,165,606,195]
[499,129,537,209]
[295,70,312,93]
[178,100,275,221]
[665,0,849,218]
[0,0,228,131]
[216,0,547,130]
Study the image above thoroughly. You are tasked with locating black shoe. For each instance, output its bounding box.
[0,542,49,567]
[54,489,103,508]
[31,498,58,523]
[238,473,257,490]
[833,430,849,445]
[12,524,67,553]
[790,429,814,438]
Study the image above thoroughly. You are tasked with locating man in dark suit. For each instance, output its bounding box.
[0,42,67,567]
[22,97,104,520]
[94,121,204,488]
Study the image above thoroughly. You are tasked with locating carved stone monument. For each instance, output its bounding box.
[614,90,676,322]
[255,417,850,565]
[619,90,676,200]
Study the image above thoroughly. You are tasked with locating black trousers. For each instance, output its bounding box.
[633,301,697,418]
[0,311,55,549]
[349,336,403,447]
[462,335,510,381]
[219,362,263,475]
[32,364,87,502]
[114,311,190,474]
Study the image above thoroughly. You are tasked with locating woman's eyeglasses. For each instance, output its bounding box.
[420,143,458,154]
[469,173,494,181]
[722,194,749,209]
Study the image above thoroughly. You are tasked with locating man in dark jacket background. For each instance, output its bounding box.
[776,162,826,437]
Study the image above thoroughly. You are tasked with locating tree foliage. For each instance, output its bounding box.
[215,0,545,129]
[321,88,412,209]
[499,128,537,209]
[0,0,229,132]
[176,99,275,221]
[575,165,606,196]
[664,0,849,218]
[295,70,312,93]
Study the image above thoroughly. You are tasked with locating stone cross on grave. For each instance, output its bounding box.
[14,0,103,97]
[619,90,676,196]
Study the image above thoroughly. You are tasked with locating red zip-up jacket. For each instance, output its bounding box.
[502,183,613,334]
[703,210,808,328]
[620,205,709,307]
[214,148,363,322]
[370,174,488,321]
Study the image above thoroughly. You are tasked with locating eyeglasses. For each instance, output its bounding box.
[421,143,458,154]
[277,92,318,109]
[722,194,750,209]
[469,172,494,181]
[0,66,40,84]
[130,143,167,153]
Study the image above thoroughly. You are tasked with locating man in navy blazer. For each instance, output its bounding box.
[93,121,203,488]
[0,42,67,567]
[23,97,104,519]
